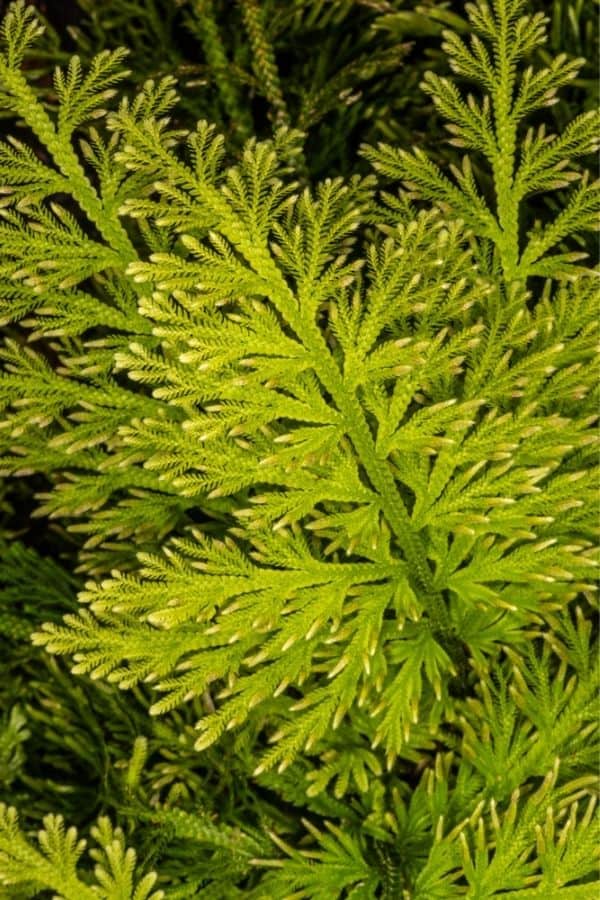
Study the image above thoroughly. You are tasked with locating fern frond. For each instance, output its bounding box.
[363,0,600,281]
[25,115,597,774]
[0,6,597,896]
[0,807,163,899]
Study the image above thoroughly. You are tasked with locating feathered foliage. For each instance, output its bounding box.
[364,0,600,282]
[0,808,164,899]
[0,0,597,896]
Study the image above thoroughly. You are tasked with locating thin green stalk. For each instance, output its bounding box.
[238,0,289,127]
[492,4,520,280]
[192,0,253,137]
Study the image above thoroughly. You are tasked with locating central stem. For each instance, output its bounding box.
[294,320,454,636]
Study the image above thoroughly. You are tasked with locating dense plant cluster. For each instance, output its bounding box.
[0,0,598,896]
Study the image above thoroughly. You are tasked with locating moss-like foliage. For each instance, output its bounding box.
[0,1,598,896]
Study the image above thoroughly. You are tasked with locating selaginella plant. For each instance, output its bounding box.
[7,0,419,178]
[0,0,598,896]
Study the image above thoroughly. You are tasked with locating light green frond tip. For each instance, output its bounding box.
[363,0,600,282]
[0,805,163,900]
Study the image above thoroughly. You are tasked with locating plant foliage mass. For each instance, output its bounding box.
[0,0,597,897]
